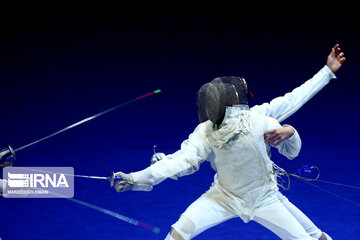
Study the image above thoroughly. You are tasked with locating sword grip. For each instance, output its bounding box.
[108,171,128,187]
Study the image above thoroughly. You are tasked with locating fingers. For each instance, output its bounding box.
[113,172,134,192]
[330,44,346,65]
[267,135,282,146]
[331,44,343,58]
[264,129,276,143]
[339,57,346,64]
[114,181,124,192]
[331,44,338,56]
[333,44,345,57]
[264,128,291,146]
[264,130,281,145]
[337,52,346,64]
[114,181,132,192]
[272,136,286,147]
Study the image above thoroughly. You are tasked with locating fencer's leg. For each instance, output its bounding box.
[320,232,333,240]
[165,183,236,240]
[253,199,317,240]
[165,216,195,240]
[279,193,333,240]
[279,193,322,239]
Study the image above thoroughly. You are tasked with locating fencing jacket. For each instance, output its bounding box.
[130,65,334,221]
[131,65,335,185]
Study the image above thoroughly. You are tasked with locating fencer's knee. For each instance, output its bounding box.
[167,215,196,240]
[320,232,333,240]
[174,215,196,234]
[165,227,184,240]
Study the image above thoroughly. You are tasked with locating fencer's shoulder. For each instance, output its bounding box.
[193,121,212,134]
[257,112,278,122]
[263,115,281,130]
[249,110,269,119]
[187,121,212,147]
[249,103,271,116]
[250,104,265,111]
[249,111,279,126]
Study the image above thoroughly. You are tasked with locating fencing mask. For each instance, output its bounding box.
[197,76,251,126]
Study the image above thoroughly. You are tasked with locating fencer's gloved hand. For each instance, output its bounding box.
[0,146,15,169]
[114,172,153,192]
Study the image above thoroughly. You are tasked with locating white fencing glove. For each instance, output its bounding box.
[113,172,153,192]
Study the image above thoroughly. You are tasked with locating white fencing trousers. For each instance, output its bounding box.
[280,196,322,239]
[165,184,319,240]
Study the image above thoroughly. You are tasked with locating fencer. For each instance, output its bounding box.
[151,44,344,240]
[115,76,317,239]
[113,45,344,239]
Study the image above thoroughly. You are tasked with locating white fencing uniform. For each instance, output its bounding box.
[132,66,335,239]
[168,65,335,239]
[133,106,312,239]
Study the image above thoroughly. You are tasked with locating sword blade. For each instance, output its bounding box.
[14,90,161,152]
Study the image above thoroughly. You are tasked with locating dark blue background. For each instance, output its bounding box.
[0,13,359,239]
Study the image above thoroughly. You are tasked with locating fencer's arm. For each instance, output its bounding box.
[130,122,212,186]
[276,125,301,160]
[264,124,297,147]
[251,65,336,123]
[266,119,301,160]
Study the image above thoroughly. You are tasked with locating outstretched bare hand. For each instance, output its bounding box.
[326,44,346,73]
